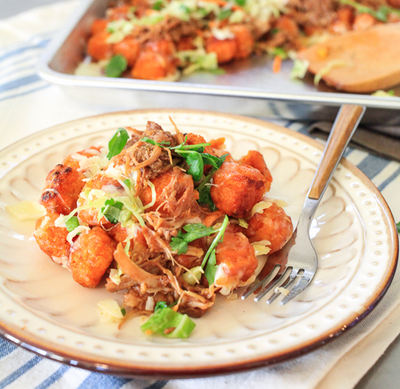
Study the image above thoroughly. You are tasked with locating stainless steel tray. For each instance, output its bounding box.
[37,0,400,124]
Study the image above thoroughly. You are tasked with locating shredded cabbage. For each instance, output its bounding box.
[251,240,271,255]
[66,226,90,244]
[6,200,45,221]
[242,0,287,22]
[109,265,124,285]
[97,299,124,322]
[290,59,309,80]
[250,200,272,217]
[314,60,347,86]
[238,218,249,228]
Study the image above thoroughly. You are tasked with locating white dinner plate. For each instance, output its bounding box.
[0,109,397,377]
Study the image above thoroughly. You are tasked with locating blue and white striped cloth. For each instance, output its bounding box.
[1,2,400,389]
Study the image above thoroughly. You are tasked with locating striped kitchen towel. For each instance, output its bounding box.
[1,2,400,389]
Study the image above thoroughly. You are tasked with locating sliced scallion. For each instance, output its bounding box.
[65,216,79,232]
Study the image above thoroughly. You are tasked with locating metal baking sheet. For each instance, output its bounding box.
[37,0,400,124]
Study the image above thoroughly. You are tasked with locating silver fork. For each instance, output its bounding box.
[242,104,366,305]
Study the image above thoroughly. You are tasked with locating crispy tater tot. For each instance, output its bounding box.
[239,150,272,191]
[140,167,196,217]
[132,40,177,80]
[90,19,108,35]
[210,162,267,218]
[230,25,254,60]
[185,133,232,163]
[275,15,300,37]
[69,227,116,288]
[206,37,237,64]
[63,146,103,175]
[33,211,70,266]
[353,13,378,31]
[113,37,141,67]
[214,224,258,292]
[39,164,85,215]
[87,31,113,61]
[246,202,293,253]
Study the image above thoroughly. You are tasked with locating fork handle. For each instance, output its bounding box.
[308,104,365,200]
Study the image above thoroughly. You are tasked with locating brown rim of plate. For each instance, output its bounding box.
[0,108,398,378]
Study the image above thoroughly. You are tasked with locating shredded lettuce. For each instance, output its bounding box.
[371,90,396,97]
[290,58,309,80]
[141,306,196,338]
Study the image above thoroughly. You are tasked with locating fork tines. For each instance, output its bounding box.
[241,265,305,305]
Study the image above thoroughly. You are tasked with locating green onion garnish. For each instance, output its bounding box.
[101,199,124,224]
[65,216,79,232]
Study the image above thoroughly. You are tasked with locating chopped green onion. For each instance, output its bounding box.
[121,307,126,316]
[235,0,246,5]
[155,301,168,311]
[65,216,79,232]
[101,199,124,224]
[397,221,400,233]
[107,128,129,159]
[123,178,131,188]
[152,0,163,10]
[268,47,288,59]
[218,9,233,20]
[105,55,128,77]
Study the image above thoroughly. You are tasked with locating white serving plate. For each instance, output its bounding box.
[0,109,397,377]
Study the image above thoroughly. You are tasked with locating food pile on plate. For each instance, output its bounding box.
[33,120,293,338]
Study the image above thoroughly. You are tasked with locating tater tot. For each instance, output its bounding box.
[230,25,254,60]
[210,162,267,218]
[139,167,196,217]
[239,150,272,191]
[87,31,113,61]
[246,202,293,253]
[206,37,237,64]
[33,211,70,266]
[63,146,103,172]
[39,164,85,215]
[214,224,258,290]
[69,227,116,288]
